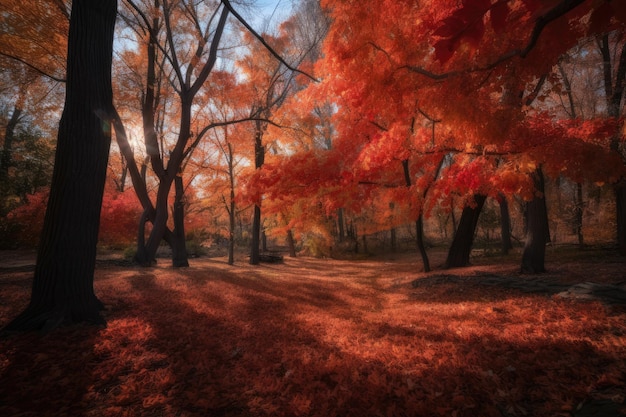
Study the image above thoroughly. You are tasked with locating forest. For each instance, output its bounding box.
[1,0,626,416]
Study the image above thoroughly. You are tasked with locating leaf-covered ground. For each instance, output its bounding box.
[1,248,625,417]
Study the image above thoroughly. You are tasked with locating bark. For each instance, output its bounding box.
[600,34,626,255]
[521,168,550,273]
[2,0,117,333]
[617,181,626,256]
[416,216,431,272]
[250,205,261,265]
[250,119,265,265]
[287,229,297,257]
[337,208,345,242]
[575,182,584,248]
[172,175,189,267]
[498,193,513,255]
[390,228,397,253]
[445,194,487,268]
[0,105,22,183]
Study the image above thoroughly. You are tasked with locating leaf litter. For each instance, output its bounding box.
[0,250,625,417]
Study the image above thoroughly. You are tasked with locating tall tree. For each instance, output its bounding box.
[3,0,117,333]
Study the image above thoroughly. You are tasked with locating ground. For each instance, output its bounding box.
[0,246,625,417]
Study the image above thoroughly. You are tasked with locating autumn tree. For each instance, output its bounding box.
[299,0,625,273]
[3,0,117,332]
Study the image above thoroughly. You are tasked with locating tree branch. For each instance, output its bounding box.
[221,0,318,82]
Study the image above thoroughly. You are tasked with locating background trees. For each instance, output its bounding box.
[1,0,624,279]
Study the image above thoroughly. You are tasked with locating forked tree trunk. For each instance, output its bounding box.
[521,168,550,273]
[445,194,487,268]
[2,0,117,333]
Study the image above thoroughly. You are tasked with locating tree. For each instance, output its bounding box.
[302,0,624,272]
[3,0,117,333]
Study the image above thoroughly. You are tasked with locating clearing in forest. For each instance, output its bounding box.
[0,248,625,417]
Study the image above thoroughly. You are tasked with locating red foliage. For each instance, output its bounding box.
[98,189,143,248]
[6,189,49,247]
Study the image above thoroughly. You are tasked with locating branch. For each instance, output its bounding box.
[402,0,587,80]
[183,116,284,161]
[0,51,65,83]
[221,0,318,82]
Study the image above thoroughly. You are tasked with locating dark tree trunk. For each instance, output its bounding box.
[616,181,626,256]
[172,175,189,267]
[498,193,513,255]
[287,229,297,257]
[261,230,268,252]
[445,194,487,268]
[2,0,117,333]
[575,182,584,248]
[0,105,22,183]
[416,216,431,272]
[521,168,550,273]
[600,34,626,256]
[390,228,397,253]
[250,205,261,265]
[250,120,265,265]
[337,208,345,242]
[402,159,432,271]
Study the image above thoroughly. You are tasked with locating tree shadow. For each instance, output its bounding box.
[0,325,103,417]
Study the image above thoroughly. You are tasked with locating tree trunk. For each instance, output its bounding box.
[445,194,486,268]
[250,205,261,265]
[2,0,117,333]
[337,208,345,242]
[390,228,397,253]
[521,168,550,273]
[498,193,513,255]
[261,230,268,252]
[616,181,626,256]
[416,215,431,272]
[600,34,626,256]
[0,105,22,184]
[250,120,265,265]
[402,159,432,271]
[575,182,584,248]
[287,229,296,257]
[172,175,189,267]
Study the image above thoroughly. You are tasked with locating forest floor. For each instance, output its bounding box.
[0,246,625,417]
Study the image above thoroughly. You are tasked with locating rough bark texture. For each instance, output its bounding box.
[521,168,550,274]
[445,194,487,268]
[2,0,117,333]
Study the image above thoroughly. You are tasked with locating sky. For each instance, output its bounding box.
[247,0,293,32]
